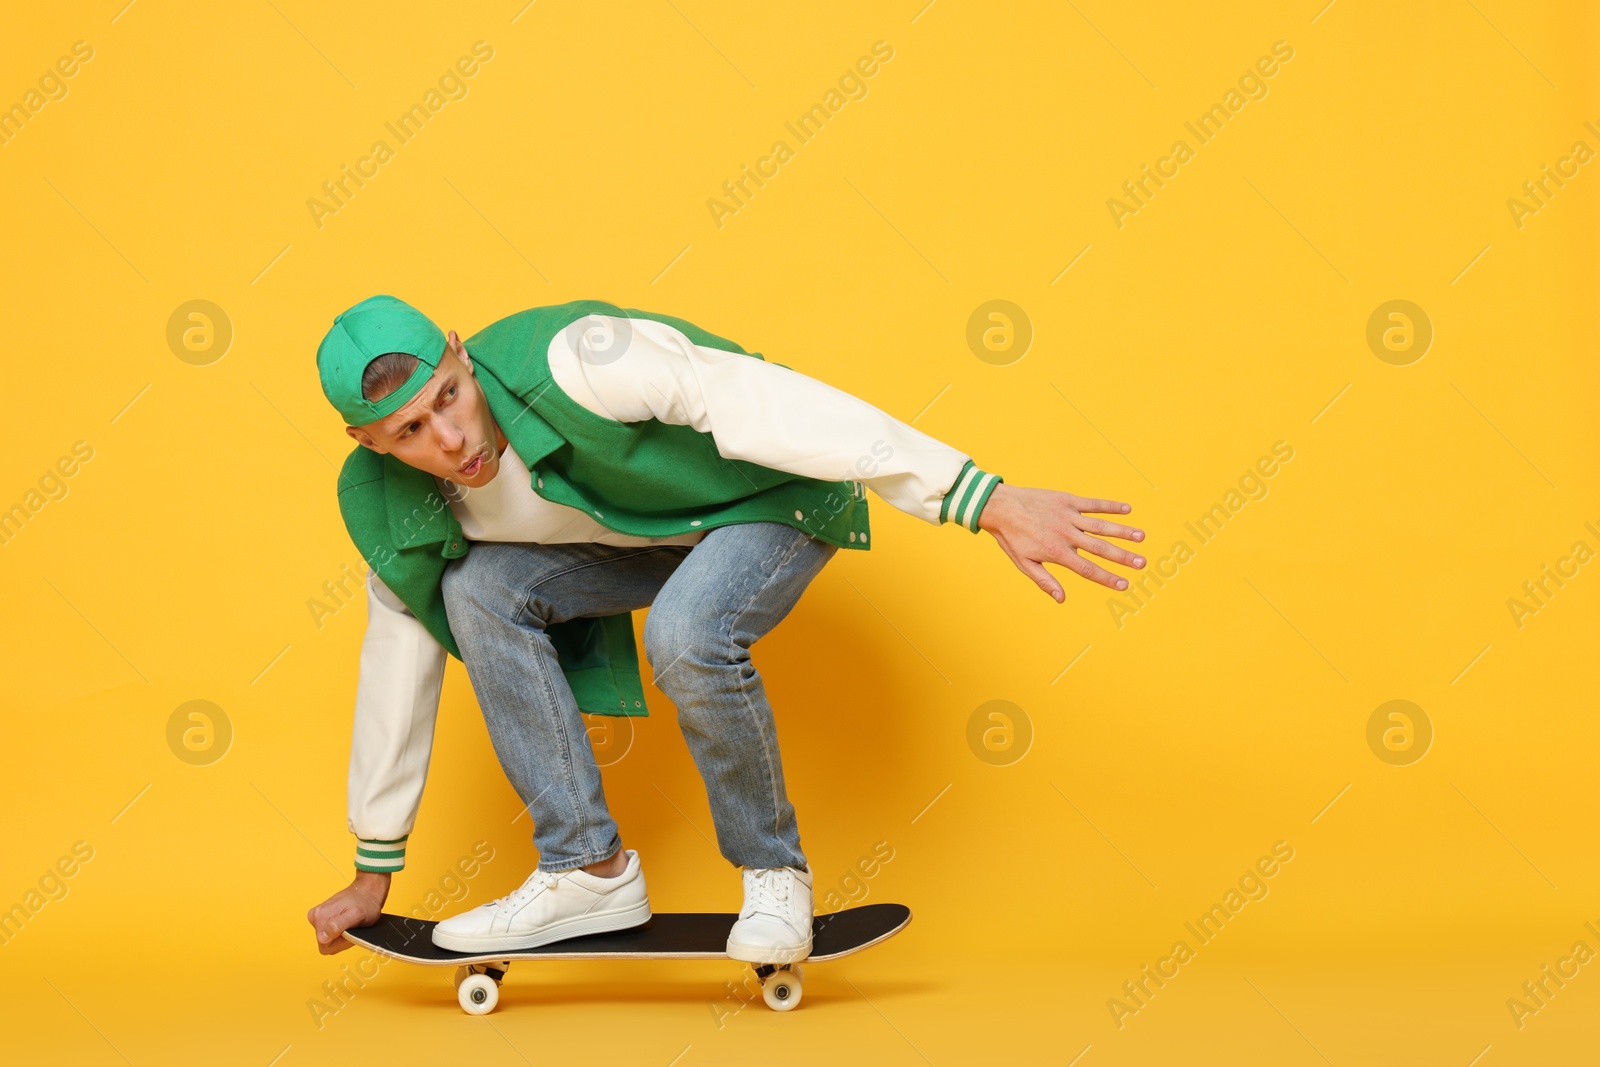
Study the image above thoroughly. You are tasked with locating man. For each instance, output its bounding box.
[305,295,1145,962]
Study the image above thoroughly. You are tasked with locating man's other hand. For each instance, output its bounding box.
[976,483,1146,601]
[307,870,391,955]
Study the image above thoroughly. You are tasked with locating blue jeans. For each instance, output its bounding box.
[440,521,837,874]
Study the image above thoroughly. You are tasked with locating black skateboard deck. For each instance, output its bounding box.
[343,903,910,1014]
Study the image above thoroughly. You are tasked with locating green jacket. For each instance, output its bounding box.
[335,301,873,718]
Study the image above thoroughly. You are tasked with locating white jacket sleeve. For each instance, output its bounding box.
[346,568,448,872]
[545,314,1003,531]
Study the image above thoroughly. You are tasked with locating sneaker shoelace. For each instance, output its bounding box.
[746,867,793,918]
[492,869,562,912]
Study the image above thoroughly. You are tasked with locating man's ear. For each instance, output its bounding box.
[449,329,473,373]
[345,425,387,453]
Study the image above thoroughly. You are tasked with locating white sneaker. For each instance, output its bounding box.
[726,864,814,963]
[431,849,651,953]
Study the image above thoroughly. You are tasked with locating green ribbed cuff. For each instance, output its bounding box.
[354,835,408,873]
[940,460,1003,533]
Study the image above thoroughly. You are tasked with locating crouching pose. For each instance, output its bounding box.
[305,296,1145,961]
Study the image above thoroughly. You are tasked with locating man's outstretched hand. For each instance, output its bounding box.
[977,483,1146,601]
[307,871,390,955]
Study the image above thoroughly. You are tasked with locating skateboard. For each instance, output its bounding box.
[344,902,911,1015]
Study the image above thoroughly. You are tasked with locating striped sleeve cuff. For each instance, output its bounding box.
[939,460,1003,533]
[354,836,408,873]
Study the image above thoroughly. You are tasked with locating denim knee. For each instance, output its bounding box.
[440,548,545,648]
[440,554,500,632]
[642,607,742,691]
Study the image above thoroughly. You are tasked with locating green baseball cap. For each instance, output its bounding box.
[316,294,447,426]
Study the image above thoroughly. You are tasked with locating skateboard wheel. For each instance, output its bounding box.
[762,970,802,1012]
[452,965,472,990]
[458,973,500,1015]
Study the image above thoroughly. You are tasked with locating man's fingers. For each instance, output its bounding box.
[309,895,362,954]
[1070,531,1146,569]
[1054,545,1130,590]
[329,900,361,936]
[1081,560,1130,590]
[318,934,354,956]
[311,900,357,944]
[1070,496,1133,515]
[1014,544,1130,595]
[1078,516,1146,543]
[1014,556,1065,603]
[1006,530,1121,593]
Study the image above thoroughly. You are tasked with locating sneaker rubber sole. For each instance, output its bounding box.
[431,899,652,953]
[725,934,813,964]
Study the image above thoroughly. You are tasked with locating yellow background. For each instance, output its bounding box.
[2,1,1597,1063]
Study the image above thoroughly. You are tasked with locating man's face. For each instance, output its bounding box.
[345,330,508,488]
